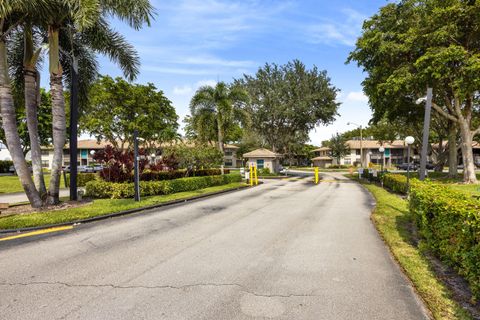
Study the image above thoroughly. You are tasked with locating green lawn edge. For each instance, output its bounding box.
[355,179,472,320]
[0,182,247,230]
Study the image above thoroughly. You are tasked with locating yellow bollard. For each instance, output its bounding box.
[248,164,253,187]
[314,167,319,184]
[254,165,258,185]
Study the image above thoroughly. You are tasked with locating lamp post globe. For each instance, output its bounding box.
[379,146,385,153]
[405,136,415,145]
[89,150,95,155]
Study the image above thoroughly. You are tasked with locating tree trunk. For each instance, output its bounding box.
[25,68,47,198]
[459,121,477,183]
[447,122,458,178]
[0,39,42,208]
[47,26,66,204]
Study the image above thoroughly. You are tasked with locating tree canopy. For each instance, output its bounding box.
[236,59,339,154]
[81,75,179,149]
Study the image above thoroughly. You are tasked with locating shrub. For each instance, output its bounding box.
[86,173,242,199]
[382,173,408,194]
[409,181,480,300]
[259,168,270,175]
[328,165,349,169]
[65,173,98,187]
[0,160,13,173]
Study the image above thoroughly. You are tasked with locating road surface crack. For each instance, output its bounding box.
[0,281,317,298]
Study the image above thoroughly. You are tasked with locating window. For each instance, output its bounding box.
[355,149,361,155]
[256,159,264,169]
[41,150,50,156]
[41,160,49,168]
[225,160,233,167]
[224,151,233,156]
[344,159,351,165]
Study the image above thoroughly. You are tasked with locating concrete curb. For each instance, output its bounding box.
[0,183,258,235]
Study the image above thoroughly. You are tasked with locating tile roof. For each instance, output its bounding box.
[243,148,280,158]
[311,156,333,161]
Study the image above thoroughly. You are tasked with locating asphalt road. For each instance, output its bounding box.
[0,173,429,320]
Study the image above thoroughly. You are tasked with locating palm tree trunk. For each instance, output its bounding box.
[0,38,42,208]
[24,25,47,198]
[47,25,66,204]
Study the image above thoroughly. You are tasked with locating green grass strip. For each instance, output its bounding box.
[361,182,472,320]
[0,182,247,230]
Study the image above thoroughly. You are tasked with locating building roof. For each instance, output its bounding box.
[243,148,280,158]
[311,156,333,161]
[313,139,407,152]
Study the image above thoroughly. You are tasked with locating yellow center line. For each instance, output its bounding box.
[0,225,73,242]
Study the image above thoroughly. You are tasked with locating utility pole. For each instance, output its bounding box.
[133,129,140,201]
[69,56,78,201]
[419,88,433,181]
[360,125,363,168]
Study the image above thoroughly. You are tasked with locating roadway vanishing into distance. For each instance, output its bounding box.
[0,173,429,319]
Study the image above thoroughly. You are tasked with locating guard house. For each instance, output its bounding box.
[243,148,282,173]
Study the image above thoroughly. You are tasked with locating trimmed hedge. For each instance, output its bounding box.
[65,173,98,187]
[409,181,480,299]
[0,160,13,173]
[139,168,230,181]
[86,173,242,199]
[382,173,408,195]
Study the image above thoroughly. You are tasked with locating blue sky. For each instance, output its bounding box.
[96,0,389,146]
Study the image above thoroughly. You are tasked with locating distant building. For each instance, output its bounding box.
[312,140,416,168]
[39,139,240,169]
[0,143,11,161]
[243,148,282,173]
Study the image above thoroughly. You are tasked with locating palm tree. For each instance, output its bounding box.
[3,0,153,206]
[190,82,250,155]
[0,1,49,208]
[43,0,153,204]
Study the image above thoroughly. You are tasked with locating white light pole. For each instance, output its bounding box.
[347,122,363,168]
[379,146,385,172]
[405,136,415,188]
[151,153,156,165]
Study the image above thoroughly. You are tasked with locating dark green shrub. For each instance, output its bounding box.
[86,173,242,199]
[0,160,13,173]
[382,173,408,194]
[409,181,480,300]
[64,173,98,187]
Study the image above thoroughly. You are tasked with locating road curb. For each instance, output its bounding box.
[0,183,259,235]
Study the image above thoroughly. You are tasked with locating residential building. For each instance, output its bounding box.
[40,139,241,170]
[312,140,418,168]
[0,143,11,161]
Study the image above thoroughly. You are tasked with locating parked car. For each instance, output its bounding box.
[63,165,90,173]
[396,163,418,171]
[8,165,32,175]
[425,162,435,170]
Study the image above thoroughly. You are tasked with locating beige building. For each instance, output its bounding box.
[40,139,241,170]
[312,140,415,168]
[243,148,282,173]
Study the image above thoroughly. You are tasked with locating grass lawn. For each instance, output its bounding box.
[0,174,66,194]
[0,182,247,230]
[358,180,472,320]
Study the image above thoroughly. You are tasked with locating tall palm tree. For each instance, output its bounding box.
[43,0,153,204]
[0,1,49,208]
[190,82,250,154]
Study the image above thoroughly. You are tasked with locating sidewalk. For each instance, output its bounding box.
[0,188,70,204]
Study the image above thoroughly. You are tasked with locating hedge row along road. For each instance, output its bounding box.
[0,173,429,319]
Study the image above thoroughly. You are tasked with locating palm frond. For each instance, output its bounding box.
[81,17,139,80]
[100,0,155,30]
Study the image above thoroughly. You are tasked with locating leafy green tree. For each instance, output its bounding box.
[348,0,480,183]
[236,60,339,154]
[162,143,223,171]
[189,82,250,154]
[81,76,179,150]
[329,133,350,164]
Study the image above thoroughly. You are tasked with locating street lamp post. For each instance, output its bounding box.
[69,56,79,201]
[133,129,140,202]
[417,88,433,181]
[347,122,363,168]
[379,146,385,172]
[405,136,415,189]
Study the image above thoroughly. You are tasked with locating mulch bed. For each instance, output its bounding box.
[0,199,93,217]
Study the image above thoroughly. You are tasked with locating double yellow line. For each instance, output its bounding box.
[0,225,73,242]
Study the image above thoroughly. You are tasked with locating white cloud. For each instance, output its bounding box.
[345,91,368,103]
[306,8,366,47]
[196,79,217,87]
[173,85,193,95]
